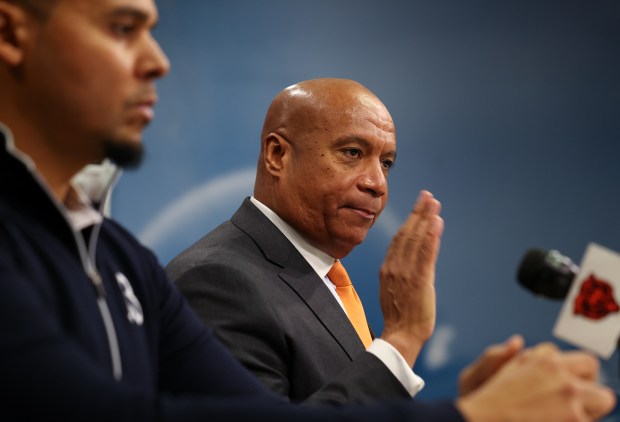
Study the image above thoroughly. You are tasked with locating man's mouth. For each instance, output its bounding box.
[343,206,376,220]
[128,94,158,123]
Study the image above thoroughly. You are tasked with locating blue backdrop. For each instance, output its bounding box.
[112,0,620,412]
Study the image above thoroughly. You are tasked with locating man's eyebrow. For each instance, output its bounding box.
[107,7,157,25]
[333,136,371,148]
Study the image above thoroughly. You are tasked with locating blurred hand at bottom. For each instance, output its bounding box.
[456,342,616,422]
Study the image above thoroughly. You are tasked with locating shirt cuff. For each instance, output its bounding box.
[366,338,425,397]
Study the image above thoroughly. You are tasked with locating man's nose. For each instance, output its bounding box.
[359,162,387,197]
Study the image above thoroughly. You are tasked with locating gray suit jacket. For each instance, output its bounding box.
[166,198,410,404]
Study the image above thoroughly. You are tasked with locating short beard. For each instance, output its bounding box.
[103,139,144,169]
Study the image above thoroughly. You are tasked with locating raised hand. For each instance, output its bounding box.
[379,190,444,367]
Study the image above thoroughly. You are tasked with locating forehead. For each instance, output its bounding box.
[321,94,396,144]
[319,86,392,124]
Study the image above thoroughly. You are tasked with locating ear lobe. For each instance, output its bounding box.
[263,133,289,177]
[0,4,29,66]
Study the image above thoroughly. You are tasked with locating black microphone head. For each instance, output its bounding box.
[517,248,578,300]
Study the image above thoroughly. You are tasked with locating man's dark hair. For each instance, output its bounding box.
[8,0,58,20]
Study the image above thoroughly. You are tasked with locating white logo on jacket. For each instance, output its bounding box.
[115,272,144,325]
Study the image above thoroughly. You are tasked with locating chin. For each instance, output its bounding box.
[348,229,370,246]
[332,236,366,258]
[103,138,144,169]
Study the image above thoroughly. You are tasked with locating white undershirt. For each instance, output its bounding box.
[250,196,424,397]
[64,182,103,230]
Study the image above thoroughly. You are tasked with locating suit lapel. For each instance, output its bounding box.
[232,198,366,360]
[278,266,366,360]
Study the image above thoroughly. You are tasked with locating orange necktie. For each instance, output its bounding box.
[327,260,373,348]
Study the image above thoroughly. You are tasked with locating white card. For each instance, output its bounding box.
[553,242,620,359]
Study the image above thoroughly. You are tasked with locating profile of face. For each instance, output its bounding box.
[7,0,169,167]
[267,80,396,258]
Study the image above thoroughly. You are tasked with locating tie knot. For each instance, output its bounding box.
[328,260,352,287]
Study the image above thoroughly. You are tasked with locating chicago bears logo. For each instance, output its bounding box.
[573,273,620,320]
[115,272,144,325]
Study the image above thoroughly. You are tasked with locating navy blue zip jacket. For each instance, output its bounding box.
[0,128,463,422]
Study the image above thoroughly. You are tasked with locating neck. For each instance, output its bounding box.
[36,161,73,203]
[4,119,83,202]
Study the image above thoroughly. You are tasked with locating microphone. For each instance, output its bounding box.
[517,248,579,300]
[519,244,620,361]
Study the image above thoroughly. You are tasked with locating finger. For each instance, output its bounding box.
[526,342,560,358]
[398,193,441,262]
[459,335,525,395]
[580,382,617,420]
[558,351,600,381]
[384,190,433,262]
[502,334,525,356]
[479,334,524,366]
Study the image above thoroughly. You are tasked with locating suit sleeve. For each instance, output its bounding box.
[0,231,278,419]
[172,261,295,395]
[172,261,415,405]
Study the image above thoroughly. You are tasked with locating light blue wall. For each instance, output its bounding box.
[113,0,620,405]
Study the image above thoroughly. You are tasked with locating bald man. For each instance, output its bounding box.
[166,78,446,404]
[161,79,616,418]
[164,80,617,418]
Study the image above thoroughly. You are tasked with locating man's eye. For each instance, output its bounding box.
[111,23,136,37]
[344,148,361,158]
[382,159,394,170]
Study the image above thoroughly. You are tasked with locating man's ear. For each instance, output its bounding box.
[0,2,30,66]
[263,133,290,177]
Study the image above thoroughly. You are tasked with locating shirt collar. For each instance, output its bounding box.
[63,181,103,231]
[0,122,36,171]
[250,196,335,278]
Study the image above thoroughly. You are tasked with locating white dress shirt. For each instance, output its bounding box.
[250,196,424,397]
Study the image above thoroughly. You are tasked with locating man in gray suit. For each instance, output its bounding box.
[167,79,525,406]
[167,78,444,404]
